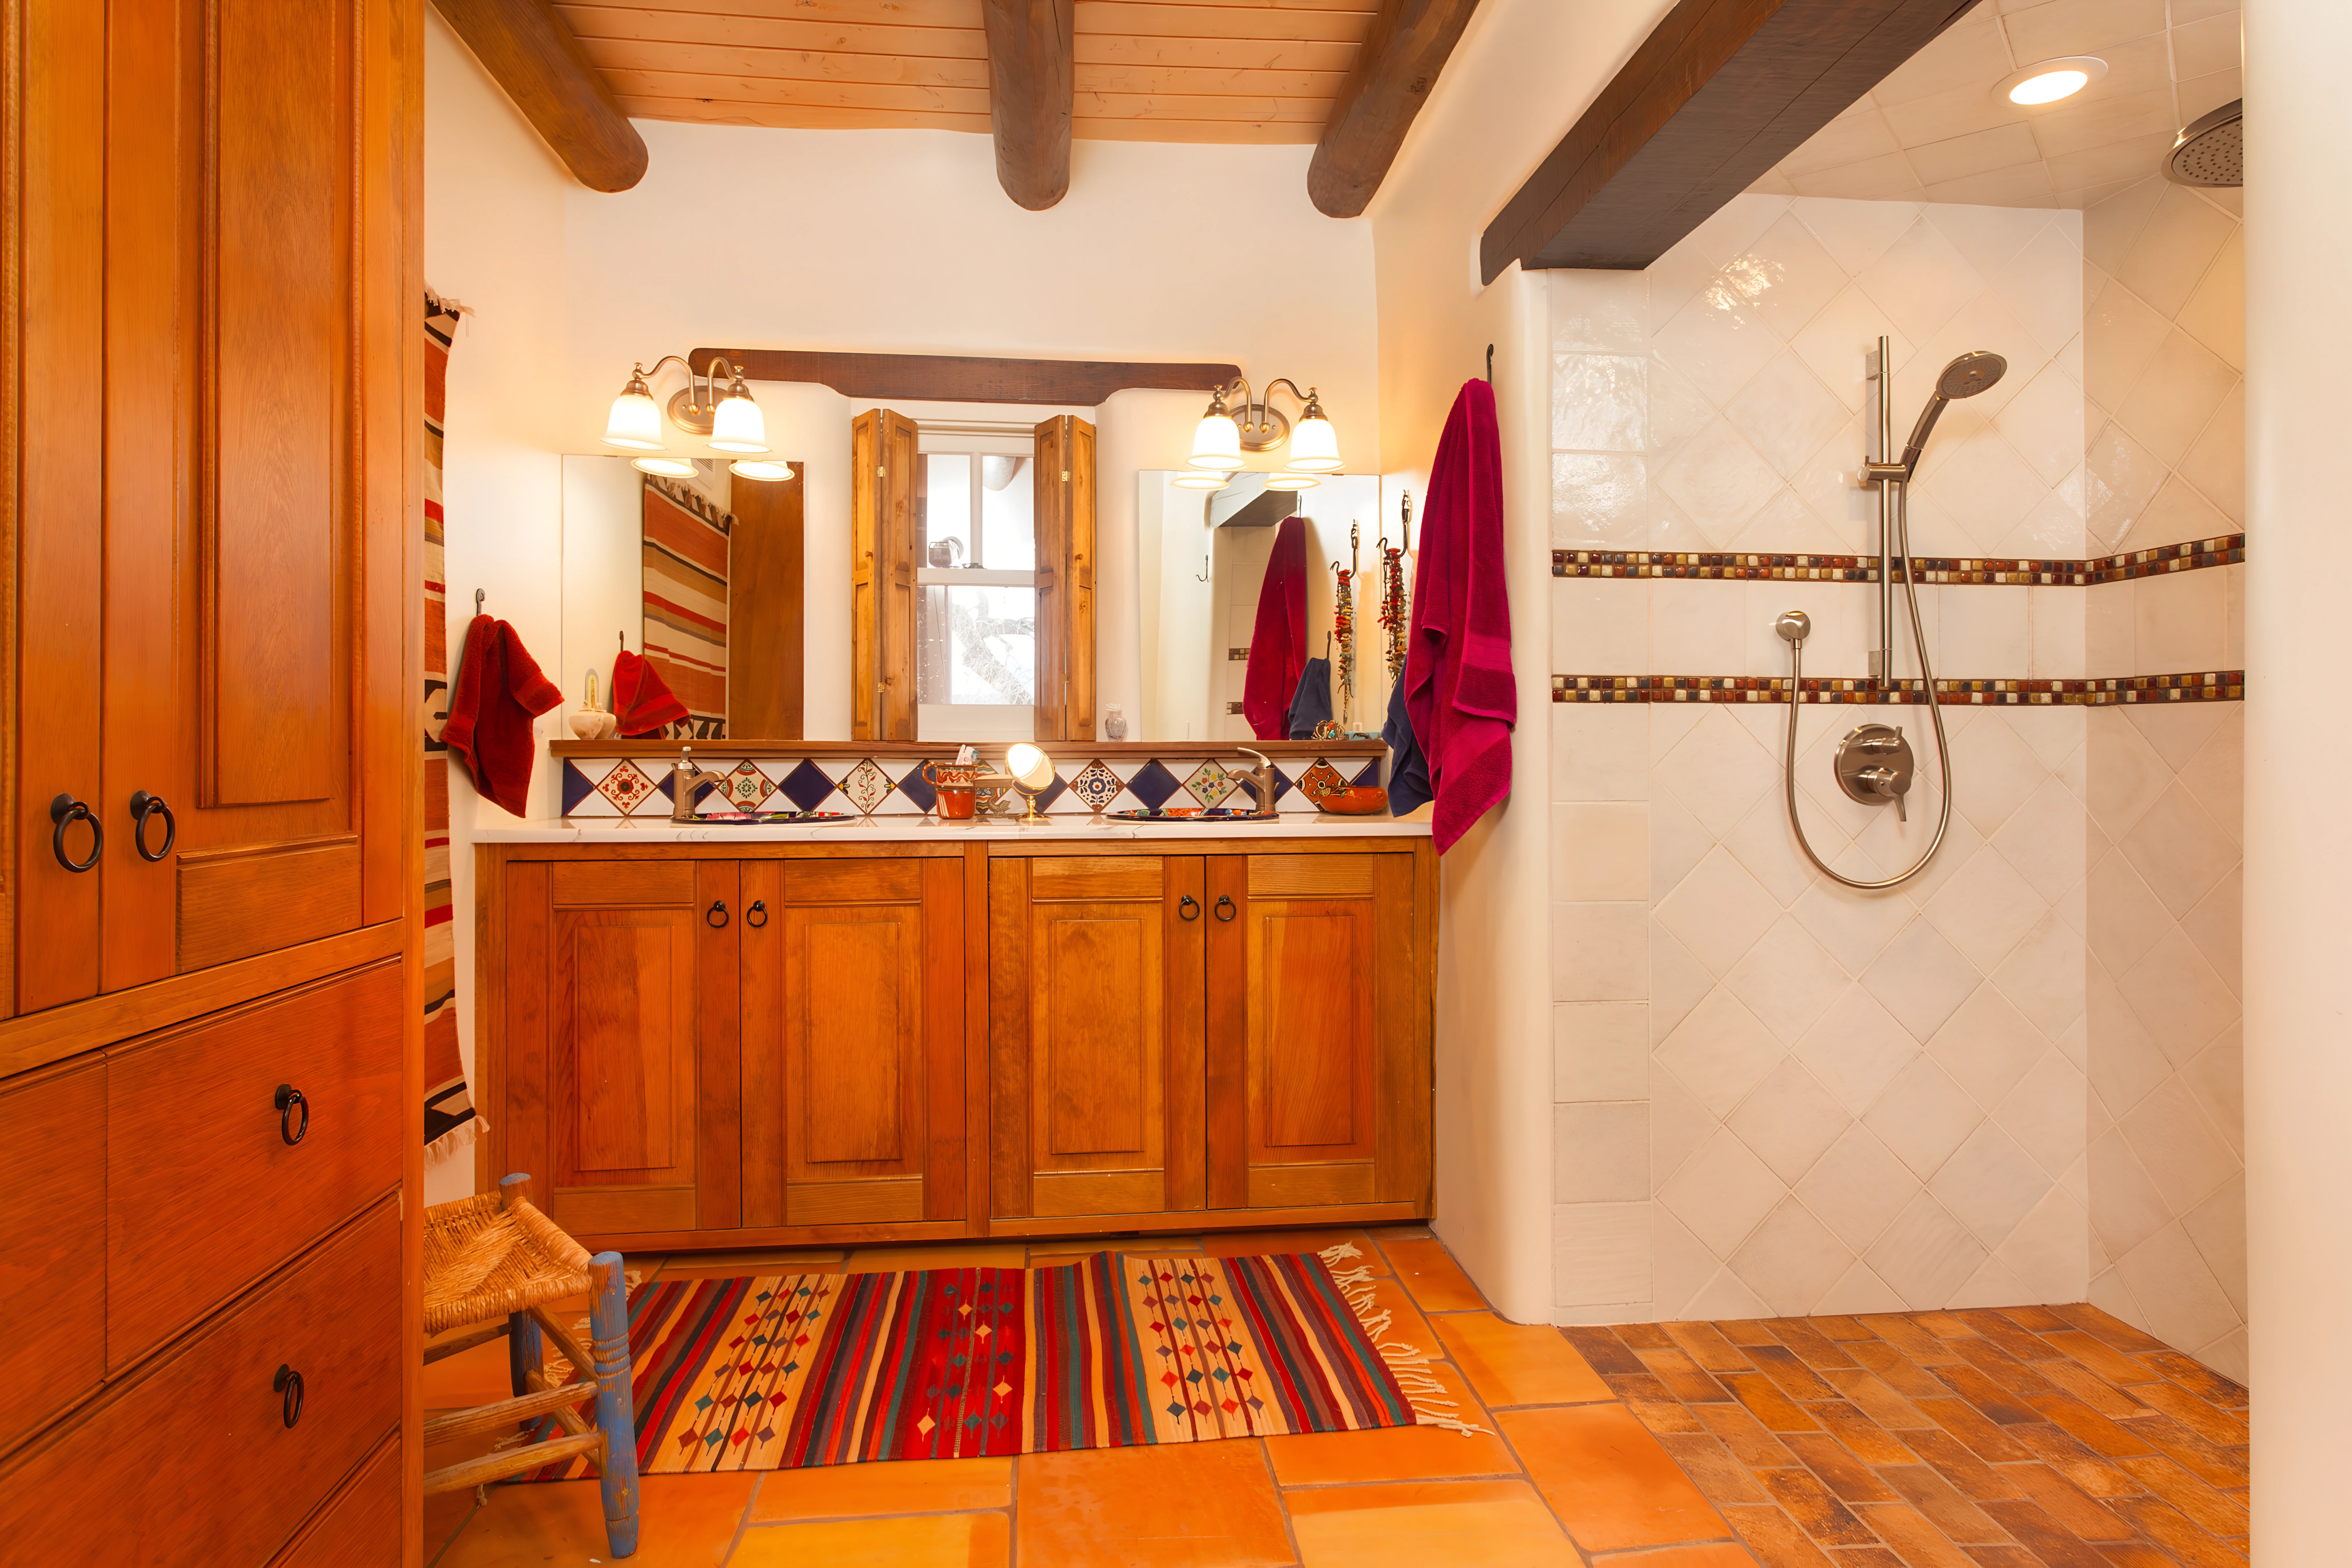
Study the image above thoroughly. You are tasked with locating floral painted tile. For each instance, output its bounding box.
[1066,760,1123,812]
[594,759,662,815]
[1183,760,1239,810]
[839,757,894,814]
[721,761,774,810]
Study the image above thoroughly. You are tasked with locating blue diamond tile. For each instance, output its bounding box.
[1352,760,1383,788]
[560,761,597,815]
[777,758,835,812]
[1127,760,1181,810]
[1034,775,1066,812]
[897,762,937,813]
[1271,765,1294,803]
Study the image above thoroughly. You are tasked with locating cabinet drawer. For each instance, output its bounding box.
[107,963,403,1366]
[0,1058,106,1452]
[0,1199,400,1566]
[269,1433,400,1567]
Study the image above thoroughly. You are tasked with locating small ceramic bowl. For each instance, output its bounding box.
[1314,785,1388,815]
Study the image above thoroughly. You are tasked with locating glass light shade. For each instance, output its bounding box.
[1285,413,1343,471]
[1005,742,1054,791]
[729,459,795,482]
[709,392,768,453]
[1262,472,1320,491]
[601,390,664,450]
[631,455,697,478]
[1170,470,1231,490]
[2009,68,2088,103]
[1190,412,1244,471]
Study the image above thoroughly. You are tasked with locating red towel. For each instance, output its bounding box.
[612,648,689,738]
[1241,514,1308,741]
[443,615,563,818]
[1404,380,1514,853]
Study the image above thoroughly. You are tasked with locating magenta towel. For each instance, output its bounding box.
[1404,380,1514,852]
[1243,514,1309,741]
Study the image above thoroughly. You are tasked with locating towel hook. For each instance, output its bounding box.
[1485,344,1494,381]
[618,629,626,652]
[474,589,485,615]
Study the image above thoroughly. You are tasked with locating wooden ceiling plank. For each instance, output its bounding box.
[581,37,994,90]
[556,6,990,61]
[434,0,651,190]
[1074,34,1358,69]
[601,69,995,113]
[617,96,995,132]
[1073,3,1372,44]
[1090,0,1374,11]
[981,0,1076,209]
[1073,117,1319,142]
[1075,90,1328,118]
[562,0,982,24]
[1305,0,1481,217]
[1073,63,1347,94]
[1481,0,1987,280]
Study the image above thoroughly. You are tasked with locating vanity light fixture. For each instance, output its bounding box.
[1187,376,1344,474]
[1171,470,1232,490]
[1262,473,1320,491]
[632,455,698,478]
[728,459,796,482]
[602,354,784,474]
[1998,56,2106,106]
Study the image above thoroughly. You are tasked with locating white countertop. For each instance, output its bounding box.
[475,812,1432,844]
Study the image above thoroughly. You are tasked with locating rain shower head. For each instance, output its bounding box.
[1897,351,2009,474]
[2167,99,2243,187]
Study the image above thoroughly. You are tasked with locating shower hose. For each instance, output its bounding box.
[1782,478,1954,891]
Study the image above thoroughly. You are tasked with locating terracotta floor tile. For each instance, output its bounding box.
[1663,1322,1761,1374]
[1744,1343,1843,1402]
[1877,1465,2010,1543]
[1714,1319,1783,1348]
[1655,1431,1774,1507]
[1945,1337,2057,1395]
[2005,1464,2136,1541]
[1778,1432,1899,1505]
[1637,1344,1735,1403]
[1961,1545,2042,1567]
[1951,1310,2065,1363]
[1762,1319,1860,1370]
[1016,1441,1293,1567]
[1855,1315,1961,1365]
[1336,1271,1437,1353]
[2009,1424,2141,1496]
[2039,1331,2161,1387]
[745,1457,1011,1521]
[1812,1316,1875,1342]
[1720,1372,1825,1433]
[1379,1237,1487,1311]
[1848,1502,1979,1568]
[1839,1550,1907,1568]
[1283,1479,1577,1568]
[2036,1357,2152,1418]
[844,1243,1026,1273]
[1697,1402,1800,1467]
[1753,1466,1877,1545]
[1900,1428,2024,1501]
[436,1473,756,1567]
[1031,1237,1204,1267]
[1718,1504,1836,1567]
[1615,1322,1678,1350]
[1560,1324,1647,1375]
[1367,1224,1433,1240]
[1606,1370,1685,1405]
[1626,1395,1711,1437]
[2026,1394,2163,1461]
[2103,1496,2249,1568]
[1931,1364,2047,1426]
[660,1247,848,1279]
[1204,1228,1379,1269]
[2144,1352,2249,1409]
[2125,1379,2248,1446]
[2047,1305,2169,1355]
[1430,1313,1611,1407]
[1977,1498,2113,1568]
[1820,1368,1933,1431]
[1992,1306,2069,1334]
[2094,1546,2179,1568]
[2112,1411,2248,1488]
[1500,1403,1728,1553]
[1847,1340,1955,1400]
[1588,1546,1758,1567]
[1264,1359,1519,1485]
[1910,1311,1980,1341]
[1812,1401,1921,1466]
[1914,1397,2037,1462]
[2113,1454,2250,1538]
[732,1511,1009,1567]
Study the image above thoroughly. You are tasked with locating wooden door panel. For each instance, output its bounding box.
[1036,904,1158,1161]
[550,904,698,1234]
[1260,910,1368,1149]
[785,904,921,1176]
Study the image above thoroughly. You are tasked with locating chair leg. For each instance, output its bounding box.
[507,1310,543,1400]
[589,1250,640,1558]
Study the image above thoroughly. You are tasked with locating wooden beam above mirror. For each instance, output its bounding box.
[1309,0,1486,219]
[690,349,1241,407]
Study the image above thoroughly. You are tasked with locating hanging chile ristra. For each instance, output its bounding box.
[1333,562,1356,716]
[1379,536,1407,677]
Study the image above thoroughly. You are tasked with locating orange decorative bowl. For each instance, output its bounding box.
[1315,786,1388,815]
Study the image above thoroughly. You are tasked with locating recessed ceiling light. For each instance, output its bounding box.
[1998,56,2108,106]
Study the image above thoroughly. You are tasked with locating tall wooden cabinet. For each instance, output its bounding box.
[1,0,422,1562]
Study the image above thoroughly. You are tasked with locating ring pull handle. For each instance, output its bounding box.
[1213,895,1236,922]
[1178,895,1200,922]
[49,795,101,873]
[745,899,768,928]
[273,1364,304,1428]
[129,791,176,862]
[274,1084,309,1146]
[706,899,729,928]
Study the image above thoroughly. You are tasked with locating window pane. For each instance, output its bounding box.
[918,584,1034,706]
[923,454,972,567]
[978,455,1034,569]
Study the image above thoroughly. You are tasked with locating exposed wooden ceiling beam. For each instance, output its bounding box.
[1308,0,1484,219]
[981,0,1074,210]
[691,348,1240,406]
[432,0,648,192]
[1481,0,1982,281]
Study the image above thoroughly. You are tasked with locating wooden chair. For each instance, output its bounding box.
[421,1173,640,1558]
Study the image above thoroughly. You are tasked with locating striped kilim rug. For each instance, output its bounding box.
[525,1244,1468,1477]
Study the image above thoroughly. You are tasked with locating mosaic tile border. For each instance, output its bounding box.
[558,753,1386,819]
[1552,671,2245,706]
[1552,535,2244,586]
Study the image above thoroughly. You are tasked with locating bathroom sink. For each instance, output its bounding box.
[691,810,851,824]
[1104,808,1270,823]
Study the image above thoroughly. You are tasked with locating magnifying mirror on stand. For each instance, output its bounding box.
[1004,743,1056,824]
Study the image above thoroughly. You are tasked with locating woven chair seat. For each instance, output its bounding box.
[422,1189,597,1337]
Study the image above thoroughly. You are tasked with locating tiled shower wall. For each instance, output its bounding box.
[1548,190,2245,1380]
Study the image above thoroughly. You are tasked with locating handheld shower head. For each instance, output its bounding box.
[1896,351,2008,474]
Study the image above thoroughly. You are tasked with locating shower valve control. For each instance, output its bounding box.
[1835,722,1916,823]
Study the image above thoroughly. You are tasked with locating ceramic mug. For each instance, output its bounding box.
[923,761,977,820]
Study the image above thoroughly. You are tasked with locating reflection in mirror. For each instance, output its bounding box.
[916,426,1038,740]
[1136,471,1382,744]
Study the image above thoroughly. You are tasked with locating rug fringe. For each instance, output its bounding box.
[1332,1277,1486,1441]
[1318,1241,1364,1264]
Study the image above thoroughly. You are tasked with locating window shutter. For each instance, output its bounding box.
[1031,415,1096,742]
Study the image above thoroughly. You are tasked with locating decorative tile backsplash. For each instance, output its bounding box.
[558,753,1385,819]
[1554,671,2244,706]
[1554,535,2242,586]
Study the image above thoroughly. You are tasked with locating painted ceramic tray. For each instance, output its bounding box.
[1104,808,1269,823]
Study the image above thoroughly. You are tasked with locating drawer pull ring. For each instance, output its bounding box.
[49,795,102,873]
[129,790,176,861]
[275,1083,309,1145]
[1178,895,1200,921]
[706,899,729,928]
[745,899,768,928]
[1213,895,1236,922]
[274,1364,304,1428]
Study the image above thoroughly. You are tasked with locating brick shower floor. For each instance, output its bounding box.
[1565,1304,2250,1566]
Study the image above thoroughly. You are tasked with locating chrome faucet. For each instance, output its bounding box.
[670,745,724,822]
[1232,748,1279,820]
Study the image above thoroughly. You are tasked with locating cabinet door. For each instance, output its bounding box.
[741,856,964,1228]
[1207,853,1423,1211]
[990,855,1204,1221]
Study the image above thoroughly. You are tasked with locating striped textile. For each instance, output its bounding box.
[528,1247,1431,1477]
[641,479,728,738]
[420,296,470,1153]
